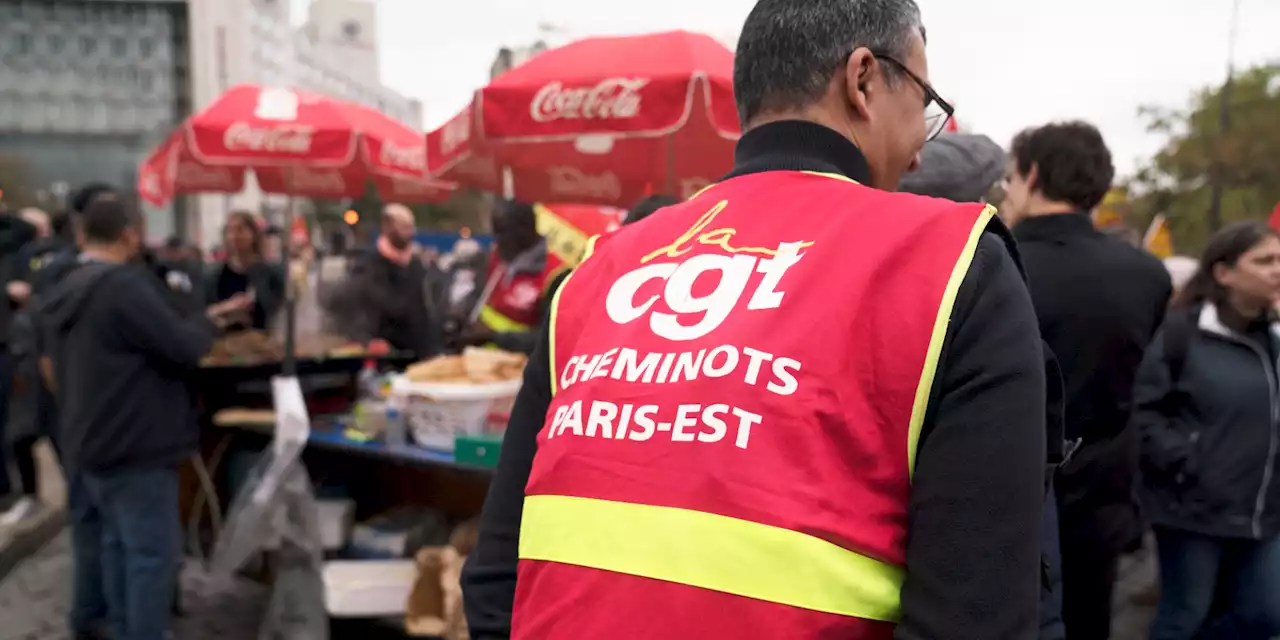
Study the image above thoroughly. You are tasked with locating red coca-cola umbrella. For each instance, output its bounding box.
[139,84,454,206]
[426,108,657,206]
[427,30,737,204]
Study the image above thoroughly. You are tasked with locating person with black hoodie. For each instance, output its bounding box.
[41,195,247,640]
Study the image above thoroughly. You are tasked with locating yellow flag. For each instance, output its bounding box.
[1143,215,1174,259]
[1092,188,1127,229]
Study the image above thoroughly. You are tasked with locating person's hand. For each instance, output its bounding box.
[6,281,31,304]
[459,323,496,347]
[207,292,254,319]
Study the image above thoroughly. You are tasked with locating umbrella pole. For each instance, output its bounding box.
[282,193,298,376]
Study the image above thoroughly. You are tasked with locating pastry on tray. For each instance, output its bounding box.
[403,348,527,385]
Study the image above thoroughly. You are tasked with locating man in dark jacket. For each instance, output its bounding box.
[0,209,36,504]
[901,131,1068,640]
[462,1,1046,637]
[1,207,69,522]
[1003,121,1172,640]
[345,203,439,358]
[41,195,245,640]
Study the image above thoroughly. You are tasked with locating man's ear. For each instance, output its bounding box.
[843,48,876,120]
[1025,163,1040,194]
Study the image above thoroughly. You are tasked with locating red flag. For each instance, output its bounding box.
[1269,202,1280,232]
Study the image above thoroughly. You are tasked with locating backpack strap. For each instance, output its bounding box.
[1162,309,1196,388]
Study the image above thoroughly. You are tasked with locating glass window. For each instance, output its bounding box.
[111,37,126,56]
[48,34,64,54]
[15,32,31,55]
[80,35,95,56]
[140,38,154,58]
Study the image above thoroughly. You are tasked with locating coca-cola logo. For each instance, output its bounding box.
[440,112,471,156]
[379,141,425,171]
[223,122,315,155]
[287,168,346,193]
[176,161,237,189]
[530,78,648,123]
[547,166,622,200]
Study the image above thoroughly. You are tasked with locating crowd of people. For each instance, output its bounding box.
[0,174,678,639]
[0,0,1277,639]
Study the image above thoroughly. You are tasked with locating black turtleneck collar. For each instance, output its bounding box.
[1011,212,1097,243]
[725,120,871,184]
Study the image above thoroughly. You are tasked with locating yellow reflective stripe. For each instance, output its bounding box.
[906,204,996,476]
[548,234,599,396]
[519,494,904,622]
[801,170,860,185]
[479,305,533,334]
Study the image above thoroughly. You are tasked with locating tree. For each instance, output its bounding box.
[1127,64,1280,254]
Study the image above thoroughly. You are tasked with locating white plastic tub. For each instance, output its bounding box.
[391,376,521,451]
[322,559,418,618]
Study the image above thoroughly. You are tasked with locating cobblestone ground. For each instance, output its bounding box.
[2,528,1160,640]
[0,531,417,640]
[0,532,270,640]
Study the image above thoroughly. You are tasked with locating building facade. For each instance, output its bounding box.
[0,0,422,247]
[185,0,422,247]
[0,0,192,238]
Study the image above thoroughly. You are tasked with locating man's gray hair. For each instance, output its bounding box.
[733,0,924,125]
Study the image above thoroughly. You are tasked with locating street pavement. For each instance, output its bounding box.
[0,532,271,640]
[1,528,1161,640]
[0,442,1161,639]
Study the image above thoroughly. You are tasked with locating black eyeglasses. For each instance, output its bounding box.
[870,53,954,141]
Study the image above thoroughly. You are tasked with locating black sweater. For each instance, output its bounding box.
[462,121,1047,640]
[41,260,213,475]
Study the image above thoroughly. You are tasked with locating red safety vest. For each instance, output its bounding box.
[514,171,994,639]
[478,250,566,334]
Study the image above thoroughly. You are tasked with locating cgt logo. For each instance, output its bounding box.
[605,200,813,341]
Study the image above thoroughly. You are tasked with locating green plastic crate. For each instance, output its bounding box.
[454,433,504,468]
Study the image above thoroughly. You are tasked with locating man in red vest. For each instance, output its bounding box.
[458,201,567,354]
[463,0,1047,638]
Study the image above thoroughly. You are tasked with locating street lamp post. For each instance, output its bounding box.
[1207,0,1243,232]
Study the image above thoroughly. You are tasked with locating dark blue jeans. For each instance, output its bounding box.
[1149,526,1280,640]
[0,351,13,497]
[82,466,180,640]
[67,471,108,635]
[1040,483,1066,640]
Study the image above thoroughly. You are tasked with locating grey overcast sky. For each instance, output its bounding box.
[302,0,1279,177]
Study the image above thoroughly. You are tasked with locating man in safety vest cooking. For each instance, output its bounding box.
[457,201,567,354]
[460,195,683,354]
[463,0,1047,638]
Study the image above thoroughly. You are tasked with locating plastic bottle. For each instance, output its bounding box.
[384,402,407,447]
[356,359,381,400]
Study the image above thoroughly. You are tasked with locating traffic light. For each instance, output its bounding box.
[343,209,359,225]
